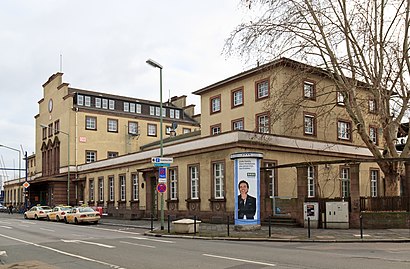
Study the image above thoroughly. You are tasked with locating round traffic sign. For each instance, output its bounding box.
[157,183,167,193]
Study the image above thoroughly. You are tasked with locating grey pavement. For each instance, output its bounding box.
[98,217,410,242]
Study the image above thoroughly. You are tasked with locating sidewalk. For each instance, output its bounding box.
[99,217,410,242]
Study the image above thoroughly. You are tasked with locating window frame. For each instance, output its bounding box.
[340,166,350,198]
[303,112,317,136]
[337,120,352,141]
[303,80,316,100]
[212,161,225,199]
[255,78,270,101]
[98,177,104,202]
[256,112,270,134]
[147,123,157,136]
[119,174,126,202]
[169,168,178,200]
[370,169,379,197]
[128,121,138,135]
[188,164,200,199]
[107,118,118,133]
[89,179,94,201]
[85,116,97,130]
[210,94,221,114]
[132,173,139,201]
[368,98,378,113]
[307,166,316,198]
[231,87,244,108]
[369,125,378,145]
[232,118,244,131]
[108,176,114,201]
[210,124,221,136]
[85,150,97,163]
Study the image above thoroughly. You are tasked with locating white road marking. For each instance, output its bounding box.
[130,236,174,244]
[61,239,115,249]
[0,233,125,269]
[18,221,36,225]
[203,254,276,267]
[0,225,12,229]
[40,228,55,232]
[120,241,156,249]
[18,224,30,227]
[0,221,11,225]
[354,234,371,237]
[85,226,141,235]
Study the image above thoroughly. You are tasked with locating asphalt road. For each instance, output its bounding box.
[0,214,409,269]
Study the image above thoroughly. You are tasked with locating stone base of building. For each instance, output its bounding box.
[234,224,261,231]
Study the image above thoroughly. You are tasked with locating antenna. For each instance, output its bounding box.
[60,53,63,72]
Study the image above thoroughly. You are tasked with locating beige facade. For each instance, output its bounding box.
[4,58,389,224]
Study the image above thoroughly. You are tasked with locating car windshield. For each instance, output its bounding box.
[78,207,94,213]
[61,207,72,211]
[40,206,51,210]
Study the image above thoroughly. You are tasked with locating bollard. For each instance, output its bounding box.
[167,214,170,233]
[227,216,230,237]
[150,213,154,231]
[308,217,311,238]
[194,215,197,234]
[269,215,272,238]
[360,214,363,239]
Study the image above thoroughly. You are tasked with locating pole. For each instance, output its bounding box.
[67,132,70,206]
[24,151,28,210]
[159,67,164,231]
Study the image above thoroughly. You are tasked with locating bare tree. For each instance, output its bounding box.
[225,0,410,196]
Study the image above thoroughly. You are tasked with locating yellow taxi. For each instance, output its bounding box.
[64,207,101,224]
[24,205,52,220]
[47,205,72,221]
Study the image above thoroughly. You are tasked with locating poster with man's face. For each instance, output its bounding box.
[234,157,260,225]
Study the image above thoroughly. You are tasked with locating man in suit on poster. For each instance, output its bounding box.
[237,180,256,219]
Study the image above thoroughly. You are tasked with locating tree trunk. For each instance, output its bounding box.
[384,172,400,196]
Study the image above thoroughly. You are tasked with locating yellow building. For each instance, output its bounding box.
[5,58,395,226]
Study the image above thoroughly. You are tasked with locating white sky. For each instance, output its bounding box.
[0,0,255,182]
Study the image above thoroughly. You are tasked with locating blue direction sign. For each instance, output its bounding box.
[154,163,170,167]
[157,183,167,193]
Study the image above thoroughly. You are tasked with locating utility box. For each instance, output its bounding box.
[325,202,349,229]
[303,202,319,228]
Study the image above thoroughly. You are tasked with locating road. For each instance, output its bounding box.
[0,214,409,269]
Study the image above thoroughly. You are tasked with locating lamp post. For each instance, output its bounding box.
[0,144,22,181]
[40,124,70,206]
[146,58,165,230]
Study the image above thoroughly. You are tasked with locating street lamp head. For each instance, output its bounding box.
[146,58,163,69]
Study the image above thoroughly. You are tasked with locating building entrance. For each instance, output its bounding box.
[145,175,158,218]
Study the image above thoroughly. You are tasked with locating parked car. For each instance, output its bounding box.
[47,205,72,221]
[64,207,100,224]
[24,205,52,220]
[0,204,7,213]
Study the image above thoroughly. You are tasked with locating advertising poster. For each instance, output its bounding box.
[232,153,262,226]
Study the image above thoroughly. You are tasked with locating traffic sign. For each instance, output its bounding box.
[157,183,167,193]
[159,167,167,178]
[22,182,30,188]
[151,157,174,164]
[154,163,170,167]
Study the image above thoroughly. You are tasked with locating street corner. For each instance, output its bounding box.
[0,260,60,269]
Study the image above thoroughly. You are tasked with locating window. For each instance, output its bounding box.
[337,120,351,141]
[89,179,94,201]
[170,109,175,118]
[109,176,114,201]
[124,102,129,112]
[210,124,221,135]
[256,79,269,100]
[109,100,115,110]
[369,99,377,113]
[128,122,138,135]
[98,177,104,202]
[77,94,84,106]
[232,118,244,130]
[136,104,142,113]
[183,128,191,134]
[107,151,118,158]
[213,162,224,198]
[370,169,379,197]
[307,166,315,198]
[155,107,160,116]
[304,113,316,136]
[48,123,53,137]
[150,106,155,116]
[54,120,60,134]
[303,81,315,100]
[340,167,350,198]
[169,168,178,200]
[148,124,157,136]
[102,99,108,109]
[107,119,118,132]
[210,95,221,114]
[86,151,97,163]
[85,116,97,130]
[257,113,270,133]
[42,127,47,140]
[189,165,199,199]
[119,175,126,201]
[162,108,166,117]
[166,126,172,135]
[336,91,346,106]
[130,103,136,113]
[175,110,180,119]
[95,98,101,108]
[85,96,91,107]
[369,126,378,145]
[232,88,243,107]
[132,173,139,201]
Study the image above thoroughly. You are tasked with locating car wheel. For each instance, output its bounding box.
[64,217,68,224]
[24,214,28,219]
[56,216,60,222]
[93,221,98,224]
[74,218,79,225]
[34,214,38,220]
[47,216,50,221]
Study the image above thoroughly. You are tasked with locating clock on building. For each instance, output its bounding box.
[48,98,53,112]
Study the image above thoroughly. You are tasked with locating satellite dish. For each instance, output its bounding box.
[172,122,178,130]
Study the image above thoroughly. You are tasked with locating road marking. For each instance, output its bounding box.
[85,226,141,235]
[354,234,371,237]
[18,224,30,227]
[203,254,276,267]
[0,225,12,229]
[0,233,125,269]
[0,221,11,225]
[61,239,116,249]
[40,228,55,232]
[120,241,156,249]
[130,236,175,244]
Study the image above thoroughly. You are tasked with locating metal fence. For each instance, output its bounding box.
[360,196,410,211]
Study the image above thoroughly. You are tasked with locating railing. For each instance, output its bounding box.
[360,196,409,212]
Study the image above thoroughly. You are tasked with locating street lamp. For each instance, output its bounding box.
[146,58,165,230]
[0,144,21,181]
[40,124,70,205]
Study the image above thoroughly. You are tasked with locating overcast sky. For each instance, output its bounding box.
[0,0,258,182]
